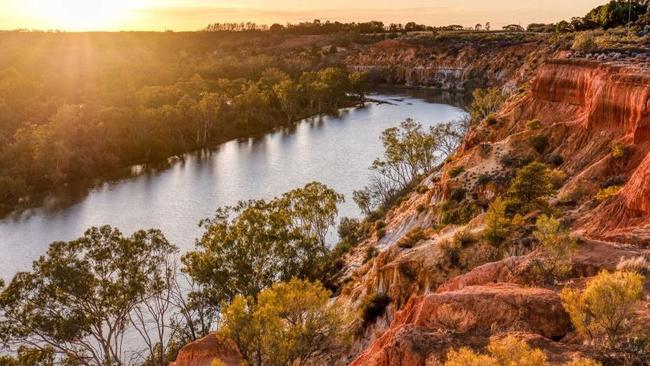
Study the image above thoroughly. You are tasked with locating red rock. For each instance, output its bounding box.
[350,283,571,366]
[170,333,243,366]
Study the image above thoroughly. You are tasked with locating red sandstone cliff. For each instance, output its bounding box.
[344,58,650,365]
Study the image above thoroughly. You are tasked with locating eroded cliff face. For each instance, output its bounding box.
[524,60,650,239]
[342,58,650,365]
[347,37,556,91]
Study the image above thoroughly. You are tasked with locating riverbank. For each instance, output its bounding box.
[0,90,468,281]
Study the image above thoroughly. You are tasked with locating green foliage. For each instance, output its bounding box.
[483,197,510,246]
[0,346,55,366]
[182,182,343,305]
[528,134,549,154]
[440,201,479,226]
[0,33,358,213]
[220,279,350,366]
[450,187,466,202]
[444,336,548,366]
[572,32,598,53]
[546,154,564,167]
[527,119,543,130]
[355,118,462,213]
[596,185,622,202]
[397,228,428,249]
[0,226,177,365]
[534,215,577,257]
[360,293,392,328]
[507,162,553,214]
[363,245,380,264]
[477,174,492,186]
[449,166,465,178]
[485,114,499,127]
[349,71,370,101]
[561,270,645,349]
[584,1,649,29]
[338,217,366,247]
[470,88,506,123]
[611,141,627,160]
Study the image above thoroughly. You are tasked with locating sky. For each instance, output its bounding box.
[0,0,606,31]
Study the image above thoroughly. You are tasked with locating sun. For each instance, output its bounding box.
[25,0,131,30]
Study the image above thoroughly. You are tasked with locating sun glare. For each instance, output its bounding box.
[25,0,131,30]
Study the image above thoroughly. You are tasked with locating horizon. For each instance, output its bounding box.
[0,0,606,32]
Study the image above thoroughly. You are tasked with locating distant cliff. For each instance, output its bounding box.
[346,36,558,91]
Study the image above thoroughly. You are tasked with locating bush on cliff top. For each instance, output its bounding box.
[220,279,350,366]
[445,336,547,366]
[561,270,644,350]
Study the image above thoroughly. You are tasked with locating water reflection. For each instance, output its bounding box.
[0,89,468,281]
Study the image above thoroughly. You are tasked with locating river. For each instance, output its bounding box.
[0,89,468,282]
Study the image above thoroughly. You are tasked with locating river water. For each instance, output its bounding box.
[0,90,468,281]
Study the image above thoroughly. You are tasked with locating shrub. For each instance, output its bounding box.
[438,238,462,267]
[561,270,645,349]
[527,119,543,130]
[374,220,386,230]
[376,228,386,239]
[533,215,578,279]
[611,141,627,159]
[361,293,392,327]
[572,32,597,53]
[416,185,429,194]
[479,143,492,158]
[454,230,477,246]
[444,336,547,366]
[435,304,476,332]
[549,169,568,189]
[547,154,564,167]
[595,185,621,202]
[449,166,465,178]
[529,134,549,154]
[508,162,553,214]
[477,174,492,186]
[397,228,427,249]
[485,114,499,127]
[440,202,479,226]
[338,217,364,246]
[364,246,379,263]
[470,88,507,123]
[483,197,510,246]
[459,241,502,270]
[220,279,349,366]
[450,187,466,202]
[616,256,650,276]
[416,203,427,213]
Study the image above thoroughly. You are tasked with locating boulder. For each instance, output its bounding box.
[170,333,243,366]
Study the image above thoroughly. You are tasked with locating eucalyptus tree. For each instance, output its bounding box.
[182,182,343,306]
[0,226,177,366]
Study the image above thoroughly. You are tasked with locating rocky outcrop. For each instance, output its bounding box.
[171,333,243,366]
[350,284,571,366]
[344,57,650,364]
